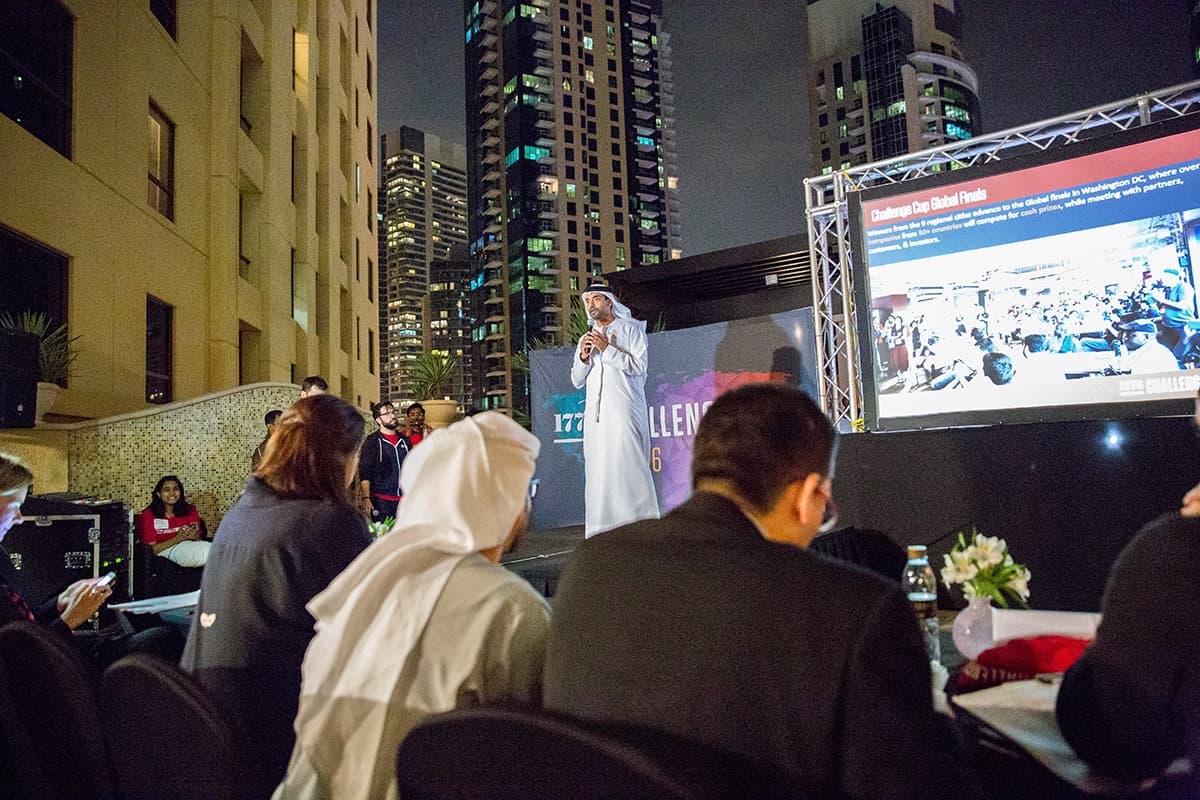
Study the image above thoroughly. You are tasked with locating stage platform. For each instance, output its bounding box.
[501,524,584,598]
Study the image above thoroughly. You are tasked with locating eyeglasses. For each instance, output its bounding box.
[816,482,839,534]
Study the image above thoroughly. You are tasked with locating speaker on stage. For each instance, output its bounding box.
[0,329,39,429]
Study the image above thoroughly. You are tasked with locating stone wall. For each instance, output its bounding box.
[66,383,300,529]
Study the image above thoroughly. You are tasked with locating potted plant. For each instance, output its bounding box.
[940,528,1032,660]
[0,311,79,421]
[408,352,460,428]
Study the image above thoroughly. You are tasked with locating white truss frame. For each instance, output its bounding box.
[804,79,1200,425]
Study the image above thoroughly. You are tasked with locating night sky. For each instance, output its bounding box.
[377,0,1194,257]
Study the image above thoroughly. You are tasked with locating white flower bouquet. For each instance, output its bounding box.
[940,528,1031,608]
[368,517,396,538]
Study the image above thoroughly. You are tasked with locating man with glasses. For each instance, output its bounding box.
[358,402,411,522]
[544,383,978,798]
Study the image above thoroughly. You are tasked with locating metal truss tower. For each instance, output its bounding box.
[805,79,1200,426]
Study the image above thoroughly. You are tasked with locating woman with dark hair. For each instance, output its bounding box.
[181,394,373,788]
[134,475,210,567]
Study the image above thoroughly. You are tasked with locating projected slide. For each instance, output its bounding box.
[857,125,1200,428]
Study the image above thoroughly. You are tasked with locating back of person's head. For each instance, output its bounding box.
[264,409,283,426]
[0,453,33,495]
[691,384,837,514]
[300,375,329,394]
[983,352,1015,385]
[398,411,540,552]
[1024,334,1050,353]
[256,394,365,506]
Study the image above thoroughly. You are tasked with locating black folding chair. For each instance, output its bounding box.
[811,526,908,580]
[0,620,116,800]
[396,706,705,800]
[101,654,272,800]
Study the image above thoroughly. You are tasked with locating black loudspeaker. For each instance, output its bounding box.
[0,329,38,429]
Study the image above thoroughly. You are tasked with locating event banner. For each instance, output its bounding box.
[529,308,818,530]
[857,124,1200,425]
[861,128,1200,268]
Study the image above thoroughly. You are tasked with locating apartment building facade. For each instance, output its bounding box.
[0,0,379,419]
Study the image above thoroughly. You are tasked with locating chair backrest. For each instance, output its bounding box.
[810,526,907,580]
[396,706,704,800]
[0,620,116,800]
[101,654,271,800]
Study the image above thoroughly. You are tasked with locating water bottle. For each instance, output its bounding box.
[902,545,941,664]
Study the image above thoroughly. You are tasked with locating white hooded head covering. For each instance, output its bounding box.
[582,283,646,332]
[284,413,540,797]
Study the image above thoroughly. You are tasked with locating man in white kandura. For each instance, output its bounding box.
[571,283,660,537]
[278,412,551,800]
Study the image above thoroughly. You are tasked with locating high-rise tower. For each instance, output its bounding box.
[378,127,468,401]
[807,0,981,174]
[463,0,680,415]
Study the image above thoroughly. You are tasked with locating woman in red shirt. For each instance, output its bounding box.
[135,475,210,567]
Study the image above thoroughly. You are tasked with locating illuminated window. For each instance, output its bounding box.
[945,122,972,140]
[944,104,971,122]
[148,102,175,220]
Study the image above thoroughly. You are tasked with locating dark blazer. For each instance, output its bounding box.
[544,492,976,800]
[1056,513,1200,785]
[180,478,372,784]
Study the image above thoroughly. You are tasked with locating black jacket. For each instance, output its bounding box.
[544,492,980,800]
[1056,512,1200,785]
[358,430,412,497]
[180,478,372,783]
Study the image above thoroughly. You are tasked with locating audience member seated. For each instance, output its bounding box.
[1055,512,1200,790]
[279,412,550,799]
[135,475,210,568]
[180,395,373,786]
[0,453,182,666]
[544,384,981,799]
[1111,319,1180,374]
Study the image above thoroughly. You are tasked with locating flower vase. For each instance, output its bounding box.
[952,597,994,660]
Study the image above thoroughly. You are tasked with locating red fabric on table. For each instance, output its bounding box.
[956,635,1091,693]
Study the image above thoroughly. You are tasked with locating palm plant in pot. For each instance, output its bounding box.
[408,352,460,428]
[0,311,79,421]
